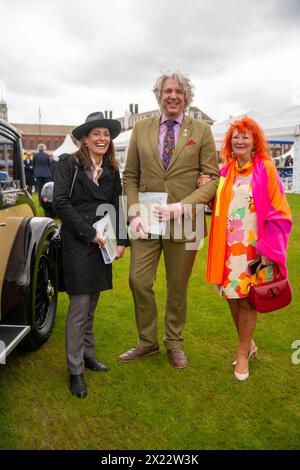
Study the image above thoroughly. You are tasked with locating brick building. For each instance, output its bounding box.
[11,123,75,152]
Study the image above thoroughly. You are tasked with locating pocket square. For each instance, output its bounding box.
[187,139,196,145]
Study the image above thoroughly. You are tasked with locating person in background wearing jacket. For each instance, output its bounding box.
[24,151,35,195]
[33,144,52,204]
[54,112,128,398]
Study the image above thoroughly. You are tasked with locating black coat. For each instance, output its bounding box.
[50,160,58,181]
[24,159,35,186]
[53,153,128,295]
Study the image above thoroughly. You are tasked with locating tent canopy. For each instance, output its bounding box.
[114,129,132,146]
[53,134,78,160]
[212,105,300,147]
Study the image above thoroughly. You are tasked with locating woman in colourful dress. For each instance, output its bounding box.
[203,116,292,381]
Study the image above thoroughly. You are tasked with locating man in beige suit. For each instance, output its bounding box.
[118,72,219,368]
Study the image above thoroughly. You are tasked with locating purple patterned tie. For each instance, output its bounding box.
[162,120,175,170]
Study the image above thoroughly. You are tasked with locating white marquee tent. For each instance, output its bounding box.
[114,129,132,170]
[53,134,78,160]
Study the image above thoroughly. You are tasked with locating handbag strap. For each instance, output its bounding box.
[254,261,282,281]
[56,164,78,236]
[69,166,78,199]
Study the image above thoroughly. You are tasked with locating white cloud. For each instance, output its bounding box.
[0,0,299,124]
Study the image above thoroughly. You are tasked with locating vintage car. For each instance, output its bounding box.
[0,119,58,364]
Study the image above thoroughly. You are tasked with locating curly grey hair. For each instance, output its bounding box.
[152,72,195,112]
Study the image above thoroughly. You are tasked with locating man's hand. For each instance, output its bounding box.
[153,203,184,221]
[128,216,149,239]
[116,245,126,259]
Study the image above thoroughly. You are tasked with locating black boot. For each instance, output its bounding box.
[84,356,109,372]
[69,374,87,398]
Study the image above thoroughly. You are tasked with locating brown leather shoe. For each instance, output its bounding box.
[167,349,188,369]
[118,346,160,362]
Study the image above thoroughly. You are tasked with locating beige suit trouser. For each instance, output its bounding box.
[129,237,198,350]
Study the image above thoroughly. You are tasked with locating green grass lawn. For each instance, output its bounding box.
[0,194,299,450]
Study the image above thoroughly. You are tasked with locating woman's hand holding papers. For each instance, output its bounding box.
[91,233,105,247]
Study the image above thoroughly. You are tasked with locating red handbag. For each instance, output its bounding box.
[248,265,292,313]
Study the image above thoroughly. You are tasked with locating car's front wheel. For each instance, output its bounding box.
[23,236,57,350]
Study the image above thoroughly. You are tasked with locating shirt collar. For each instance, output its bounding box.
[90,156,103,169]
[160,113,184,126]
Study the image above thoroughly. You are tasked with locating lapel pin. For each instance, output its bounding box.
[183,128,189,136]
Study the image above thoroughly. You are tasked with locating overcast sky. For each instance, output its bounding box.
[1,0,300,126]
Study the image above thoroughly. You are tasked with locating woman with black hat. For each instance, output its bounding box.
[54,112,128,398]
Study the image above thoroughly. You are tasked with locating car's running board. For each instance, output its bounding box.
[0,325,31,364]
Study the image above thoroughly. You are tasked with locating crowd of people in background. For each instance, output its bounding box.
[23,144,57,216]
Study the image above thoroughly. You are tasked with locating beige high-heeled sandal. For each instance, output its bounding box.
[234,368,249,381]
[234,356,250,381]
[232,344,257,366]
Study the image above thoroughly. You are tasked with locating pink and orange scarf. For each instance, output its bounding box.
[206,156,292,284]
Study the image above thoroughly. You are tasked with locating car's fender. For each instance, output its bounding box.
[1,216,57,325]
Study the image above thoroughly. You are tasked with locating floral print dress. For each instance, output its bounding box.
[217,160,274,299]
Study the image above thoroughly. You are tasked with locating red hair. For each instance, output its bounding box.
[221,116,271,165]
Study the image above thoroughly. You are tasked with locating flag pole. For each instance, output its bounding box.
[38,106,41,135]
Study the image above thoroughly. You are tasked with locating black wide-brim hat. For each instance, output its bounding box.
[72,111,121,141]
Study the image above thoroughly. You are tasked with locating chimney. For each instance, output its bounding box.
[104,110,108,118]
[109,111,113,118]
[135,104,138,114]
[0,99,8,121]
[129,103,134,114]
